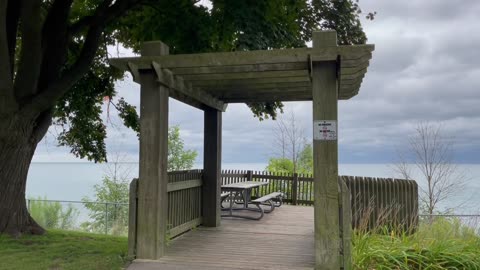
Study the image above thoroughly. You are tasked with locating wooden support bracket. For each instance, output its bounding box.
[151,61,227,112]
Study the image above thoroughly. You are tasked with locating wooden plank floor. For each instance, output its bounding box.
[128,205,314,270]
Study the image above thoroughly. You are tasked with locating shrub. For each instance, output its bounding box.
[28,197,79,230]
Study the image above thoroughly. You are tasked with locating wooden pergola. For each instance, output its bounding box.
[110,30,374,270]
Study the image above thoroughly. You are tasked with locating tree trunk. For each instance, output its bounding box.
[0,116,46,236]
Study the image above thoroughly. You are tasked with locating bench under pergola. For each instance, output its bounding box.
[110,30,374,270]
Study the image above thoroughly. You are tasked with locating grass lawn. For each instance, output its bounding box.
[353,218,480,269]
[0,230,129,270]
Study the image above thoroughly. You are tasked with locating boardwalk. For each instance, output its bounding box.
[128,205,314,270]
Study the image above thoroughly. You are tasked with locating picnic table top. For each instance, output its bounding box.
[221,181,268,190]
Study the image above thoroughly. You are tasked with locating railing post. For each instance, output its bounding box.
[128,178,139,258]
[292,173,298,205]
[247,170,253,182]
[105,202,108,235]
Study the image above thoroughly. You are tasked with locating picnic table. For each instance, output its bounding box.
[221,181,283,220]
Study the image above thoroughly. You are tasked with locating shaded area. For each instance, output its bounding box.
[128,205,314,270]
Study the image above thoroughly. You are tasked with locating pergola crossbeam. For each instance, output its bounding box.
[114,31,374,270]
[111,44,373,103]
[151,61,227,111]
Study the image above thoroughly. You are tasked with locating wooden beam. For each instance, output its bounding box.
[203,81,312,91]
[135,41,169,260]
[109,45,374,71]
[180,70,308,81]
[151,62,227,112]
[167,179,202,192]
[222,93,311,103]
[191,76,310,88]
[312,30,341,270]
[214,86,311,97]
[203,107,222,227]
[170,62,308,75]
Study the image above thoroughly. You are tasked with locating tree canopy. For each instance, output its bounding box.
[0,0,371,235]
[44,0,370,163]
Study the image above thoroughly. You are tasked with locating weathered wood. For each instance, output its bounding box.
[129,205,315,270]
[222,93,311,103]
[128,178,138,258]
[312,30,341,270]
[151,62,227,112]
[191,76,311,87]
[339,179,352,270]
[170,62,308,76]
[203,107,222,227]
[136,41,170,260]
[292,173,299,205]
[111,45,374,71]
[169,217,203,239]
[205,81,312,91]
[167,179,202,192]
[182,70,309,81]
[110,42,374,103]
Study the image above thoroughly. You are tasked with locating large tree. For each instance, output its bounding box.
[0,0,370,235]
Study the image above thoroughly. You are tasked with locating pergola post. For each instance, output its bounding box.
[202,107,222,227]
[311,30,341,269]
[135,41,170,259]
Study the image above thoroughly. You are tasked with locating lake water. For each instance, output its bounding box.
[26,162,480,214]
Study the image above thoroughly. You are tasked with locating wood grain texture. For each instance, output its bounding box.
[128,205,315,270]
[109,42,374,102]
[312,31,341,270]
[203,108,222,227]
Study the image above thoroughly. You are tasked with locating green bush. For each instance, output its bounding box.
[28,197,79,230]
[353,218,480,269]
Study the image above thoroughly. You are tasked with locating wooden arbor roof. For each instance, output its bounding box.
[110,39,374,112]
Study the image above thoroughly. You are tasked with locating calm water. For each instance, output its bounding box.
[26,162,480,214]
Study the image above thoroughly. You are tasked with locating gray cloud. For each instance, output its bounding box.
[34,0,480,164]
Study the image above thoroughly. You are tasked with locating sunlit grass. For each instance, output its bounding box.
[0,230,128,270]
[353,218,480,270]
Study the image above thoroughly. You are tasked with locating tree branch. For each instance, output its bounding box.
[37,0,74,91]
[6,0,20,79]
[13,0,43,102]
[22,0,143,117]
[69,0,145,34]
[0,0,17,114]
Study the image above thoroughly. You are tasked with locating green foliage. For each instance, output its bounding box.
[297,143,313,174]
[168,125,198,171]
[266,144,313,174]
[81,176,129,235]
[353,218,480,269]
[0,230,128,270]
[266,158,294,174]
[28,197,79,230]
[43,0,371,162]
[81,126,196,234]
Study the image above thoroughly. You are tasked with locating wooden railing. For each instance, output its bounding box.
[221,170,314,205]
[167,169,203,238]
[221,170,418,230]
[341,176,418,231]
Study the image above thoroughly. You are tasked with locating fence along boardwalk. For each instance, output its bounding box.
[220,170,418,231]
[129,169,418,255]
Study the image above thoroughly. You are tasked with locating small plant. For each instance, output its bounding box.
[28,197,79,230]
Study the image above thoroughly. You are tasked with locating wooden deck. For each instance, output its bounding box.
[128,205,314,270]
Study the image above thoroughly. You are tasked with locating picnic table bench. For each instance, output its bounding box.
[221,181,284,220]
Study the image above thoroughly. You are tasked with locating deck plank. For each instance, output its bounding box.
[128,205,314,270]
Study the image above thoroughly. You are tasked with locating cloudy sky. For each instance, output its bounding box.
[33,0,480,164]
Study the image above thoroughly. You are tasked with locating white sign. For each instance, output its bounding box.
[313,120,337,141]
